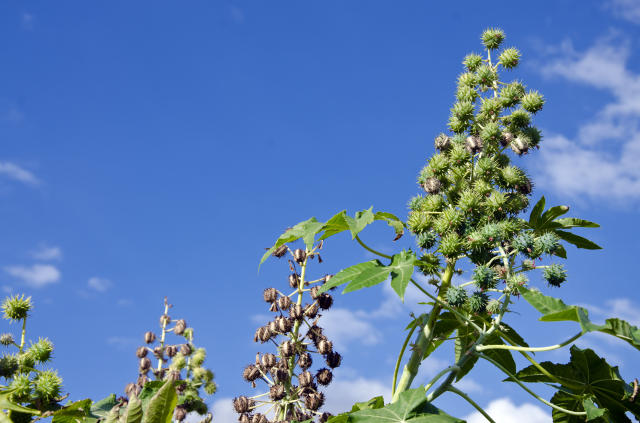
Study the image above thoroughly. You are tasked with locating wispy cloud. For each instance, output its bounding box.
[88,277,112,292]
[5,264,60,288]
[323,375,391,414]
[536,36,640,201]
[21,13,34,30]
[607,0,640,24]
[465,398,549,423]
[0,162,39,186]
[31,245,62,261]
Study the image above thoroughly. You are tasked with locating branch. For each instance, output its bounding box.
[446,386,496,423]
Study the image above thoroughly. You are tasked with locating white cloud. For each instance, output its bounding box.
[586,297,640,326]
[607,0,640,24]
[5,264,60,288]
[453,378,482,393]
[321,308,382,350]
[465,397,549,423]
[537,36,640,201]
[323,376,391,415]
[211,398,235,422]
[0,162,39,186]
[88,276,112,292]
[22,13,34,30]
[31,245,62,261]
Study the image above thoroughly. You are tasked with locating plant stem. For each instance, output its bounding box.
[391,324,417,397]
[446,386,496,423]
[425,366,459,393]
[477,353,587,417]
[476,331,582,353]
[19,317,26,353]
[157,298,170,372]
[355,235,392,259]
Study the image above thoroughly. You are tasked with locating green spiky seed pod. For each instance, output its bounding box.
[170,353,186,370]
[480,122,501,144]
[448,143,471,165]
[457,189,481,214]
[426,153,450,177]
[499,166,527,190]
[463,53,483,72]
[204,381,217,395]
[456,85,478,103]
[486,190,507,213]
[10,373,32,401]
[457,72,477,88]
[192,366,207,381]
[522,126,542,149]
[473,266,497,290]
[475,157,497,180]
[434,133,451,151]
[486,299,502,315]
[481,28,505,50]
[512,233,534,254]
[478,97,502,122]
[416,254,441,276]
[476,65,497,88]
[473,180,493,197]
[505,109,531,129]
[522,259,536,270]
[544,264,567,287]
[504,193,529,214]
[452,101,475,121]
[445,285,467,307]
[416,231,437,250]
[407,211,433,234]
[408,195,425,212]
[0,333,14,346]
[18,352,35,371]
[34,370,62,402]
[499,82,525,108]
[467,291,489,314]
[2,295,32,321]
[27,338,53,363]
[191,348,206,367]
[480,223,502,242]
[521,91,545,113]
[0,354,18,378]
[439,232,462,259]
[424,194,445,212]
[498,47,520,69]
[448,116,468,133]
[535,233,560,255]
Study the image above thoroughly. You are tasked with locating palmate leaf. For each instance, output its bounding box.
[318,261,381,293]
[422,312,461,359]
[347,387,464,422]
[52,399,93,423]
[511,346,640,422]
[389,250,416,300]
[342,262,391,294]
[518,286,640,350]
[141,380,177,423]
[0,387,40,416]
[90,394,118,419]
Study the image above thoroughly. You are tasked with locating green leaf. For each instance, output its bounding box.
[348,387,464,422]
[554,243,568,259]
[319,211,350,240]
[529,196,546,227]
[497,322,530,348]
[423,312,461,359]
[343,262,391,294]
[374,212,405,240]
[389,250,416,301]
[454,323,479,381]
[539,205,570,227]
[582,397,608,421]
[483,332,516,375]
[124,394,143,423]
[142,380,177,423]
[0,387,40,415]
[345,207,375,239]
[350,396,385,412]
[52,399,93,423]
[90,394,118,419]
[317,261,380,294]
[259,217,323,265]
[555,218,600,228]
[555,230,602,250]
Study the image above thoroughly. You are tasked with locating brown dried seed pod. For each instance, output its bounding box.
[152,368,167,380]
[268,320,278,333]
[293,248,306,264]
[304,303,319,318]
[465,135,483,154]
[165,345,177,358]
[312,334,328,349]
[139,357,152,372]
[233,396,254,414]
[316,368,333,386]
[320,412,333,423]
[255,326,273,343]
[277,295,291,310]
[511,136,529,155]
[310,286,320,299]
[136,346,148,358]
[298,352,313,370]
[501,131,514,147]
[251,413,268,423]
[165,369,181,382]
[288,273,300,288]
[269,384,286,401]
[160,314,171,326]
[306,325,324,341]
[280,340,295,357]
[317,293,333,310]
[305,392,325,411]
[144,331,156,344]
[271,367,288,383]
[326,351,342,369]
[238,414,251,423]
[173,319,187,335]
[136,374,150,387]
[422,177,442,194]
[298,370,313,387]
[260,353,277,369]
[263,288,278,303]
[272,244,288,258]
[124,382,137,398]
[275,316,291,333]
[242,364,260,382]
[434,133,451,151]
[174,406,187,422]
[180,344,192,356]
[153,346,164,359]
[289,304,303,320]
[317,339,333,355]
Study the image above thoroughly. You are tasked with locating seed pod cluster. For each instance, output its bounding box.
[127,298,216,420]
[238,243,337,422]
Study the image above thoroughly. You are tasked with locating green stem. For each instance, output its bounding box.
[355,235,392,259]
[19,317,26,353]
[425,366,459,393]
[391,324,417,397]
[476,331,582,353]
[446,386,496,423]
[477,353,587,417]
[157,299,170,372]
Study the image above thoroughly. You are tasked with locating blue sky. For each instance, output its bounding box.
[1,1,640,422]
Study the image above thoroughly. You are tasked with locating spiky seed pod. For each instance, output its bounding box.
[272,244,288,258]
[33,369,62,401]
[478,97,502,122]
[299,370,313,387]
[260,353,277,369]
[1,295,32,321]
[242,364,260,382]
[0,354,18,378]
[317,293,333,310]
[289,304,303,321]
[480,122,502,144]
[476,65,498,88]
[160,314,171,326]
[486,300,502,315]
[125,383,138,398]
[306,325,324,342]
[268,320,278,333]
[523,126,542,148]
[423,177,442,194]
[521,90,545,113]
[191,348,206,366]
[298,352,313,370]
[280,340,295,357]
[153,346,164,359]
[316,368,333,386]
[521,259,536,270]
[304,303,319,318]
[288,273,300,288]
[457,72,478,88]
[506,274,528,293]
[452,101,474,121]
[407,211,433,234]
[506,109,531,128]
[277,295,291,310]
[263,288,278,303]
[310,286,320,299]
[174,406,187,422]
[500,131,514,147]
[511,135,529,155]
[165,346,177,359]
[416,231,437,250]
[269,384,286,401]
[416,253,441,276]
[499,82,525,108]
[305,392,325,411]
[271,366,288,383]
[139,357,151,372]
[144,331,156,344]
[473,265,497,290]
[456,85,478,103]
[463,53,483,72]
[499,47,520,69]
[0,333,14,346]
[165,369,181,382]
[317,340,333,355]
[172,319,187,336]
[27,338,54,363]
[535,232,561,255]
[251,413,268,423]
[516,176,533,195]
[434,133,451,151]
[238,414,251,423]
[439,233,463,259]
[293,249,306,264]
[465,136,483,154]
[274,316,292,333]
[254,326,273,343]
[544,264,568,287]
[325,351,342,369]
[180,344,192,356]
[467,292,490,314]
[445,285,467,307]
